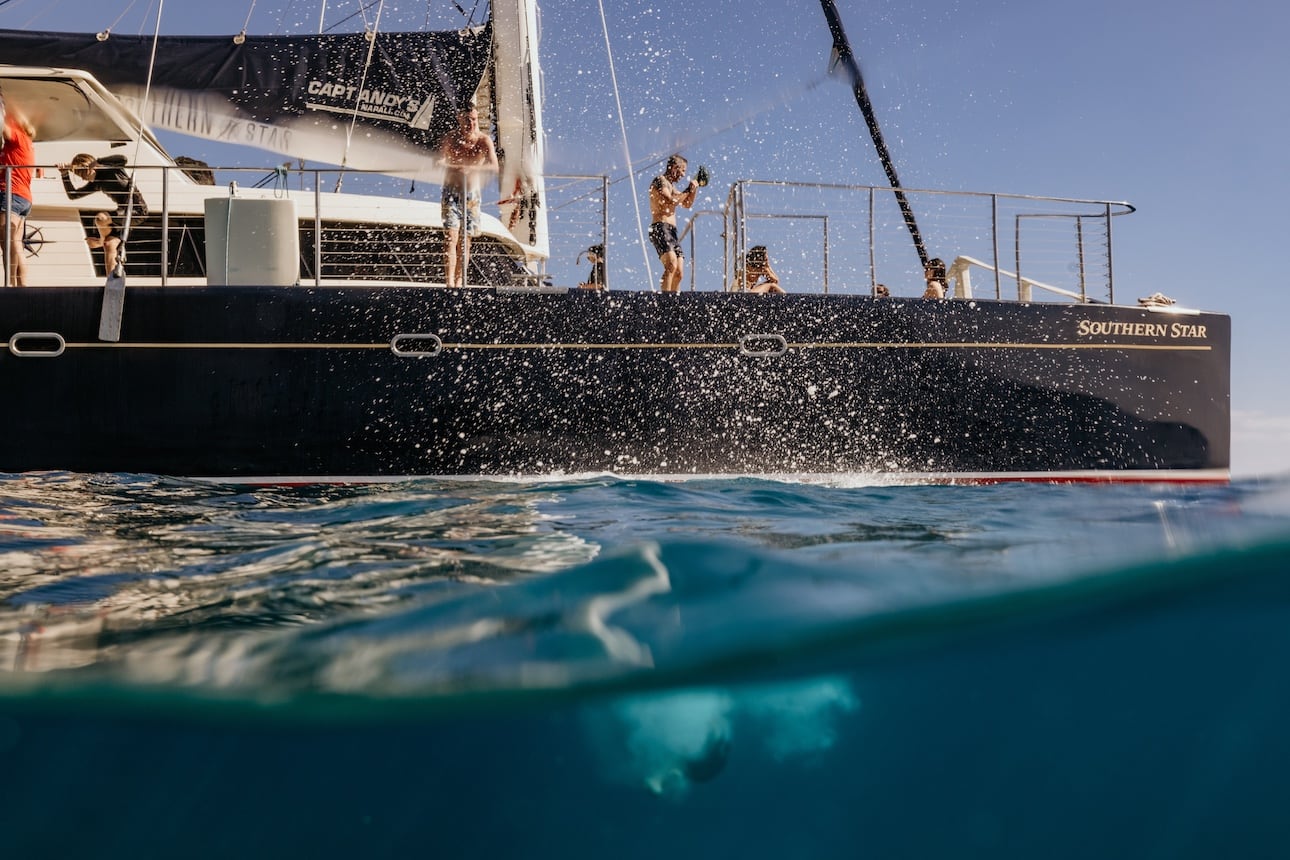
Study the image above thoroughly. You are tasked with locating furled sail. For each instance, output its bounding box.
[0,26,492,179]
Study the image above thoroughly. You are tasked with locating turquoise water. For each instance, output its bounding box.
[2,473,1290,857]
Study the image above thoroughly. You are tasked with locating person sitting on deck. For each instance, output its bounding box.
[578,243,606,289]
[57,153,149,274]
[922,257,947,299]
[737,245,785,294]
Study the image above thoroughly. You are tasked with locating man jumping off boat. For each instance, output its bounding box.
[648,154,704,293]
[439,106,499,288]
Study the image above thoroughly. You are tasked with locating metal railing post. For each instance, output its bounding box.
[867,186,875,294]
[314,171,322,287]
[160,165,169,286]
[1104,202,1114,303]
[601,174,609,291]
[3,167,11,287]
[822,216,830,295]
[991,193,1001,299]
[1014,213,1024,301]
[1075,215,1086,302]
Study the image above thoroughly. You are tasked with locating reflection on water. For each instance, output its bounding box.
[1,471,1286,692]
[0,473,600,674]
[113,542,674,695]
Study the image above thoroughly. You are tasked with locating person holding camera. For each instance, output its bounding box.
[578,243,605,290]
[922,257,947,299]
[737,245,785,294]
[648,153,706,293]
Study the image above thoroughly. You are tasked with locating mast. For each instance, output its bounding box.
[491,0,549,261]
[818,0,928,269]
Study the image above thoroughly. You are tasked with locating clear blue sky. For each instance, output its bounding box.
[7,0,1288,477]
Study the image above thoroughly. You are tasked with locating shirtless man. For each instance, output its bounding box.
[439,106,499,288]
[648,154,701,293]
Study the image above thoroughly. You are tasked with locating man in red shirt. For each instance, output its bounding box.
[0,93,34,286]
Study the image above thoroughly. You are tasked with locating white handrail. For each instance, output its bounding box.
[950,255,1089,303]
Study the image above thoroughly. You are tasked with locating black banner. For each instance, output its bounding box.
[0,26,492,172]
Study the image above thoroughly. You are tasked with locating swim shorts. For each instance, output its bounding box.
[442,185,482,236]
[649,221,683,259]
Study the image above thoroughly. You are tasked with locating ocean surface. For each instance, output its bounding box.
[2,471,1290,858]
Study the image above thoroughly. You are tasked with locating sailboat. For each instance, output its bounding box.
[0,1,1229,483]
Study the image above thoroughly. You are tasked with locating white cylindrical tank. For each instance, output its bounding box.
[204,197,299,286]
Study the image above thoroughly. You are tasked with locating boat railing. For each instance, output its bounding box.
[10,160,1130,300]
[6,162,611,289]
[948,255,1089,303]
[540,173,610,289]
[711,179,1135,302]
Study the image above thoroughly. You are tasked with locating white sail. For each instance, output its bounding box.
[491,0,550,260]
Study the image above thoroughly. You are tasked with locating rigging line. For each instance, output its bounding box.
[106,0,142,34]
[546,186,604,214]
[334,0,387,190]
[269,0,311,34]
[596,0,653,292]
[321,0,382,33]
[119,0,164,261]
[592,71,831,193]
[448,0,485,28]
[139,0,161,36]
[632,72,830,172]
[238,0,259,35]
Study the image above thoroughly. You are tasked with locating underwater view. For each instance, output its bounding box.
[1,0,1286,853]
[2,472,1290,857]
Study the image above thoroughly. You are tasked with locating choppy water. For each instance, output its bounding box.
[2,472,1290,858]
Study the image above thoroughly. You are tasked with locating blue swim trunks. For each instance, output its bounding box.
[442,186,481,236]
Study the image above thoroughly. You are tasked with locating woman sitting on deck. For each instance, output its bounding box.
[737,245,785,294]
[922,257,948,299]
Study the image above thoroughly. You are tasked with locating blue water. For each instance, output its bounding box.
[2,472,1290,858]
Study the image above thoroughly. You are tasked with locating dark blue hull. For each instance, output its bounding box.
[0,287,1230,481]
